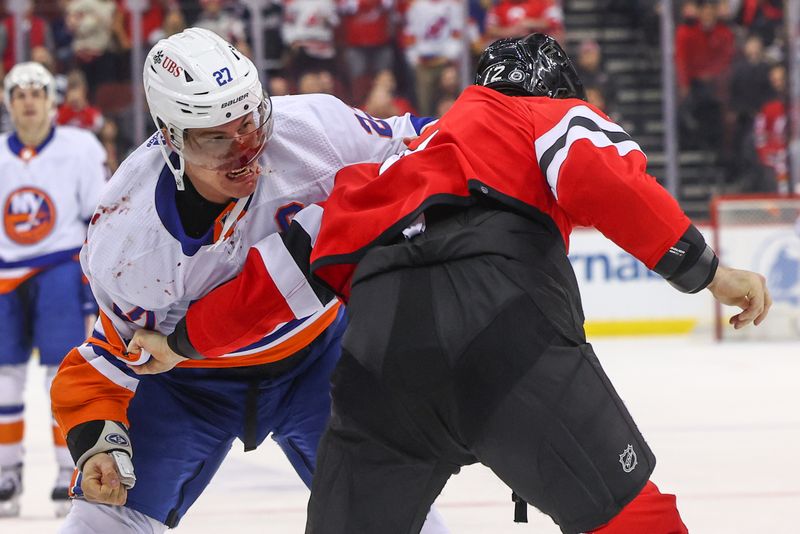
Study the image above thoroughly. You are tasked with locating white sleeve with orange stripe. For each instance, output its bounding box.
[52,343,139,433]
[51,281,144,437]
[51,254,159,437]
[52,247,144,434]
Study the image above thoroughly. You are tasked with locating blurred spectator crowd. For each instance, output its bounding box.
[0,0,792,196]
[673,0,789,194]
[0,0,567,171]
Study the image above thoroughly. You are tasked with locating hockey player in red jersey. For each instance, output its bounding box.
[132,34,771,533]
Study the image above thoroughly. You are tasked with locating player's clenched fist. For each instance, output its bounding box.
[82,453,128,506]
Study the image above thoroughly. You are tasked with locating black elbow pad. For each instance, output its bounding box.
[653,225,718,293]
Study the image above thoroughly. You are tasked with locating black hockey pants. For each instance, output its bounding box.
[306,206,655,534]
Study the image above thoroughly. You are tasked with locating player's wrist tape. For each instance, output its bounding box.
[654,225,719,293]
[109,450,137,489]
[167,317,205,360]
[67,420,133,472]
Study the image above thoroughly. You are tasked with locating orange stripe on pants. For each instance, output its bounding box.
[0,421,24,443]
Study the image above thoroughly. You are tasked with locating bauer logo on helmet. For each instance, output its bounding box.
[221,93,249,109]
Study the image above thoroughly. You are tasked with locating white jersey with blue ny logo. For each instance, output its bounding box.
[0,126,107,293]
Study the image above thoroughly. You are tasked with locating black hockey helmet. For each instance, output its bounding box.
[475,33,585,100]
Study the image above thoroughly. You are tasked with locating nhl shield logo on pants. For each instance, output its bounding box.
[619,444,638,473]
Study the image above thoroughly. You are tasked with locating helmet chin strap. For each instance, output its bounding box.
[157,135,186,190]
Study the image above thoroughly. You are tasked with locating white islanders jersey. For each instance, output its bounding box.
[0,126,107,292]
[83,93,430,368]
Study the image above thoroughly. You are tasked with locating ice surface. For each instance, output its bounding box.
[6,336,799,533]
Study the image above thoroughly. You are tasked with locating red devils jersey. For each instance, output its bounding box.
[180,85,691,356]
[310,85,691,295]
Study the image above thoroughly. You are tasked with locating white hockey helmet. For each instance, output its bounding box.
[3,61,56,106]
[143,27,272,189]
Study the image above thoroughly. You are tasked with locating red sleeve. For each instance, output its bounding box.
[184,248,298,357]
[555,139,691,270]
[183,203,331,357]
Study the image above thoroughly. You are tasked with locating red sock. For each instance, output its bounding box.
[589,480,689,534]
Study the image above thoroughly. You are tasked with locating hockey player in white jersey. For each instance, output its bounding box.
[50,28,448,533]
[0,62,107,518]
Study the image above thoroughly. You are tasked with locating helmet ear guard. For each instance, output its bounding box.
[475,33,585,101]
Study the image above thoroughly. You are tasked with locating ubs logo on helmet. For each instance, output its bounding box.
[162,56,183,78]
[3,187,56,245]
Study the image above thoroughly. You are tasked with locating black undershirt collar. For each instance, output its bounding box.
[175,175,231,239]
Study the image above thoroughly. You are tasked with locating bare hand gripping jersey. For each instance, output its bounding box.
[52,93,430,435]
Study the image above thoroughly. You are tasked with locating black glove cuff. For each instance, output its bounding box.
[666,245,719,293]
[654,225,719,294]
[67,420,132,471]
[167,317,205,360]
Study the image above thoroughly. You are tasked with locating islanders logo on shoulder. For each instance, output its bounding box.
[3,187,57,245]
